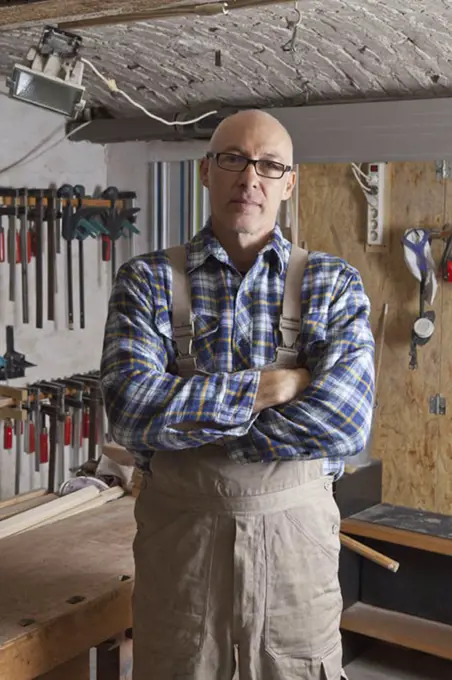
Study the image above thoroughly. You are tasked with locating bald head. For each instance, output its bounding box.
[200,108,297,246]
[209,109,294,166]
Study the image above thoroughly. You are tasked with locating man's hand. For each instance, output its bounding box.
[252,368,310,414]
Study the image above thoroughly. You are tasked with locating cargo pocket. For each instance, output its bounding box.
[133,489,215,660]
[264,486,343,659]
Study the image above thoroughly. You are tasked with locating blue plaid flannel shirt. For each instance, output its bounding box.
[100,223,375,477]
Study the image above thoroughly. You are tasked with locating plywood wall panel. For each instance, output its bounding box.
[299,162,446,512]
[436,182,452,515]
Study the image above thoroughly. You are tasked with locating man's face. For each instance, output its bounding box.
[200,114,296,237]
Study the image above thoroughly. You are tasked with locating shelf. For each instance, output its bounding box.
[341,518,452,557]
[341,602,452,661]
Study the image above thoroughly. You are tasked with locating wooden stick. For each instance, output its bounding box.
[0,487,47,510]
[0,493,57,521]
[26,487,125,533]
[340,532,400,573]
[374,302,389,400]
[0,486,100,540]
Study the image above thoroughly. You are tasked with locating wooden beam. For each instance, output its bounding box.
[0,0,180,29]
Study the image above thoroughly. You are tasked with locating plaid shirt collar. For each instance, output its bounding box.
[187,219,287,275]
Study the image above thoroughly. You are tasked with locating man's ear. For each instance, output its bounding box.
[282,170,296,201]
[200,157,210,189]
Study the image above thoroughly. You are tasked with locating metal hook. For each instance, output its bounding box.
[282,3,301,52]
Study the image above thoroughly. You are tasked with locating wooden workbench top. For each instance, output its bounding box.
[0,497,136,679]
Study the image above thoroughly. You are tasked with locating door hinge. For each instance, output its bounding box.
[429,394,446,415]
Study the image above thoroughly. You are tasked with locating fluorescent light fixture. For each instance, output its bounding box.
[7,26,86,118]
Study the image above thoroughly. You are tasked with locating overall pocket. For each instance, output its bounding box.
[264,486,343,659]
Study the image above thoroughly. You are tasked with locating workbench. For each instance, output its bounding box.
[0,497,135,680]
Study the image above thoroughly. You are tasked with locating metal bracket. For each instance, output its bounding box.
[435,160,452,180]
[429,394,446,415]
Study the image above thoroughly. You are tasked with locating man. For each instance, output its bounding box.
[100,109,375,680]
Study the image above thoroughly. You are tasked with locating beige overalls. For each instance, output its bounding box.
[133,244,345,680]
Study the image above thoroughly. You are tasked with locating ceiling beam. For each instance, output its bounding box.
[69,97,452,164]
[0,0,180,29]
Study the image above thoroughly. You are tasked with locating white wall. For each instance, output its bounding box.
[106,139,208,255]
[0,95,108,498]
[0,101,206,498]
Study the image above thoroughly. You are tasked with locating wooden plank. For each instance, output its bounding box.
[0,498,135,679]
[0,0,182,28]
[341,518,452,557]
[0,386,27,400]
[341,602,452,661]
[0,486,99,540]
[0,488,47,511]
[0,493,57,521]
[299,162,445,512]
[38,652,90,680]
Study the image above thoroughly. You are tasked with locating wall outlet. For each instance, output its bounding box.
[366,162,390,251]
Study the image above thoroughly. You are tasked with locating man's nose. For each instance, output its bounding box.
[238,162,259,187]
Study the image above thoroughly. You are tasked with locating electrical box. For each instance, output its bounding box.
[366,162,390,252]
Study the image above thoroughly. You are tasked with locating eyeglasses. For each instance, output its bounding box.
[206,152,292,179]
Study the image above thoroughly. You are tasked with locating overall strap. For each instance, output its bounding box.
[276,244,309,365]
[166,245,197,376]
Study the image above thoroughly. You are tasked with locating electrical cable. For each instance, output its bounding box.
[81,57,218,126]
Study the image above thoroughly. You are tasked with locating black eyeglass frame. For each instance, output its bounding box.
[206,151,292,179]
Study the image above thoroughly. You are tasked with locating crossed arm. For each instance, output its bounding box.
[100,261,374,459]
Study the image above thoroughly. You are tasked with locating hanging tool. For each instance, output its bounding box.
[402,229,437,370]
[18,188,30,324]
[46,187,58,321]
[72,373,101,460]
[409,280,436,370]
[34,382,65,493]
[7,191,18,303]
[73,184,87,329]
[54,377,84,473]
[28,385,41,472]
[59,184,76,330]
[101,186,140,284]
[15,419,22,495]
[28,188,45,329]
[0,326,36,381]
[0,213,5,264]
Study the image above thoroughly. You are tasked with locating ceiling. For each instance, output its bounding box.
[0,0,450,122]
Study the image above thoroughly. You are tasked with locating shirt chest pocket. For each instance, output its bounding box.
[300,312,328,352]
